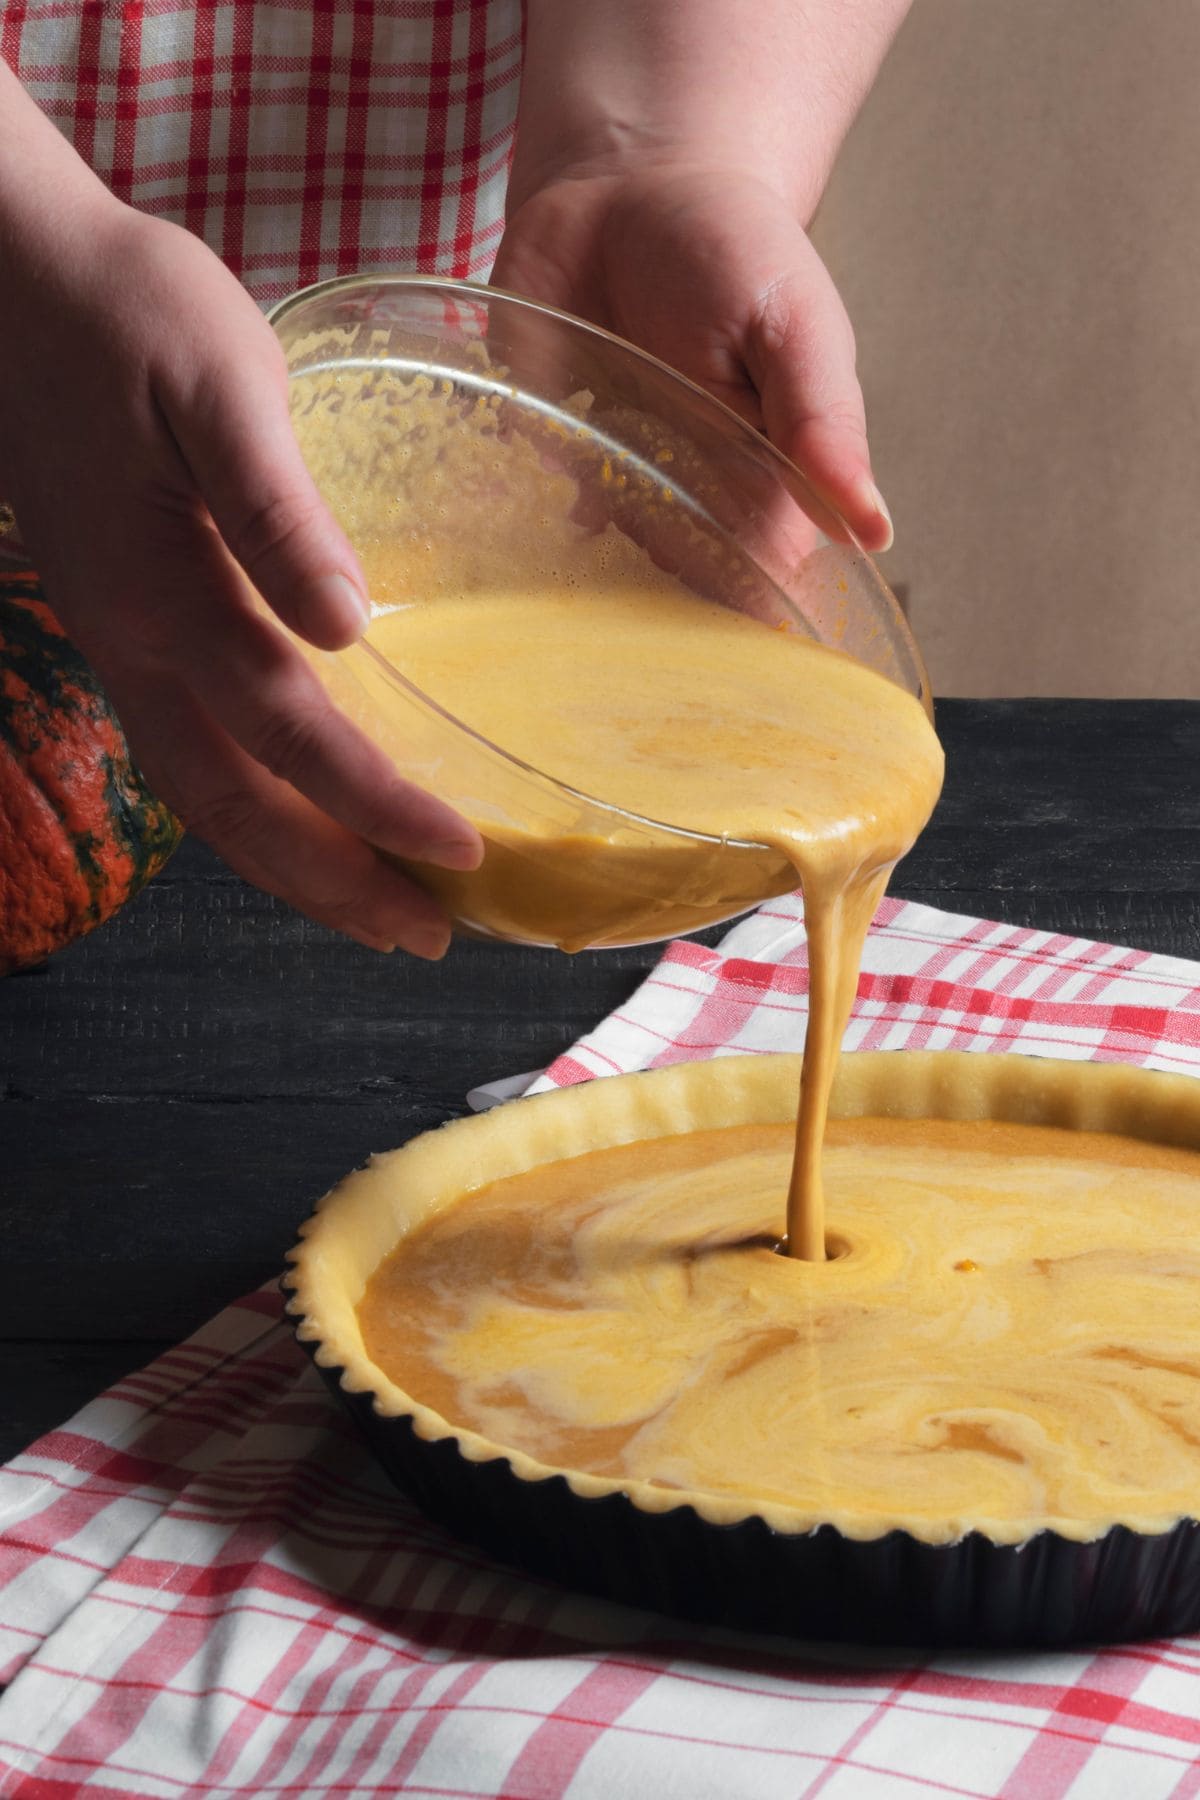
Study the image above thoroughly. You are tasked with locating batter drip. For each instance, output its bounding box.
[291,366,943,1258]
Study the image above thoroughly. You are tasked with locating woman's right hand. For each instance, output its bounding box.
[0,65,480,956]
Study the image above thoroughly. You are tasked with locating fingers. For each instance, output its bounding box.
[743,238,893,554]
[139,289,486,890]
[159,556,483,870]
[111,673,456,958]
[82,496,485,873]
[156,315,372,652]
[497,169,895,554]
[3,202,479,957]
[35,497,482,949]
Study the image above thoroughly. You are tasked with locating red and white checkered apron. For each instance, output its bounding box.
[0,0,522,306]
[6,895,1200,1796]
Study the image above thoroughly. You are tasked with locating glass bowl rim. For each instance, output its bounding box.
[269,271,932,851]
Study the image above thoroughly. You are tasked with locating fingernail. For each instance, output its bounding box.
[408,924,452,962]
[861,481,894,553]
[345,927,396,953]
[420,835,484,872]
[310,571,370,638]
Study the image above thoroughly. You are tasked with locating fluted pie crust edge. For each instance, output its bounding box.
[283,1050,1200,1548]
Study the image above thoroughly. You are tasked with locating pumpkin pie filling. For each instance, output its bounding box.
[288,1052,1200,1551]
[356,1110,1200,1543]
[284,361,1200,1603]
[284,364,1200,1578]
[291,366,945,1260]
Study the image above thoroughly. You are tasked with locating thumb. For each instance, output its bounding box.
[158,323,371,650]
[744,240,893,554]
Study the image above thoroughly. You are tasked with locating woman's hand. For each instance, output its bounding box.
[0,65,481,956]
[495,161,892,553]
[495,0,910,556]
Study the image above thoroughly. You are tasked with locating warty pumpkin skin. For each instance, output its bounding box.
[0,568,182,974]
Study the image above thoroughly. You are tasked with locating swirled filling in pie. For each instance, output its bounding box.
[358,1115,1200,1537]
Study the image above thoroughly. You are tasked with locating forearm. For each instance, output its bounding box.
[0,61,116,303]
[513,0,910,223]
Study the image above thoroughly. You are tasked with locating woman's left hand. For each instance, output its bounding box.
[494,0,910,555]
[494,159,892,554]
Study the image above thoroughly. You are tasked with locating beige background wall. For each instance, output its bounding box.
[811,0,1200,696]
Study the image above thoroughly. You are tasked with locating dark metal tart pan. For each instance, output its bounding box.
[284,1052,1200,1648]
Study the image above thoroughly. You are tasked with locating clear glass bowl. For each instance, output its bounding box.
[269,275,932,952]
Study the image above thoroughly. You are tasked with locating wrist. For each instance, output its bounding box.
[508,132,826,229]
[0,70,125,311]
[513,0,911,229]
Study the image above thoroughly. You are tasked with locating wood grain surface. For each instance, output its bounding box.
[3,700,1199,1460]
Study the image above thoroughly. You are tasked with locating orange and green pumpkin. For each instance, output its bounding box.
[0,568,182,974]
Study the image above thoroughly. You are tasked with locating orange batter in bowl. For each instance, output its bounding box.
[292,364,943,1259]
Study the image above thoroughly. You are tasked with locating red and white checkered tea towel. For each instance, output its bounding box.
[6,895,1200,1799]
[528,892,1200,1094]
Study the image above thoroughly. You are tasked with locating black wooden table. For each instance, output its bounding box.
[4,700,1200,1462]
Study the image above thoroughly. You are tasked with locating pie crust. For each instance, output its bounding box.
[284,1052,1200,1645]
